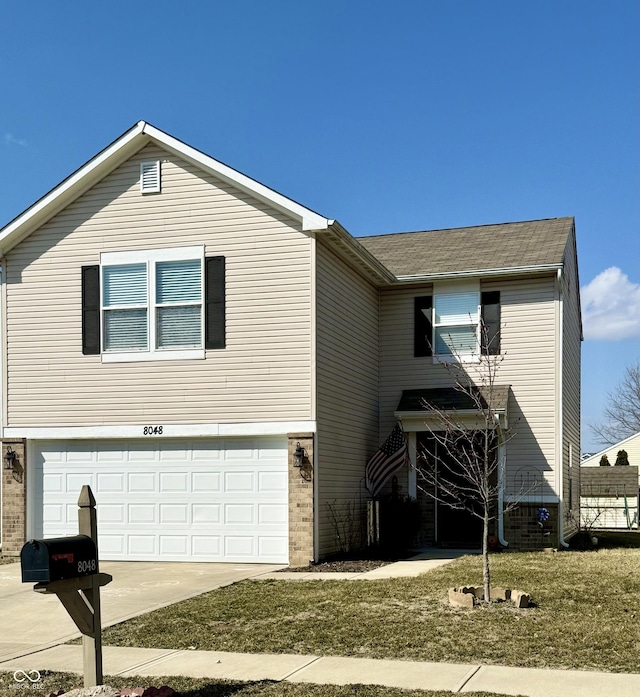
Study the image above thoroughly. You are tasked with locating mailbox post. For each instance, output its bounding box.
[78,485,105,687]
[20,485,111,688]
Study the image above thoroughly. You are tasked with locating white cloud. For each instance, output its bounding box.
[581,267,640,340]
[4,133,28,147]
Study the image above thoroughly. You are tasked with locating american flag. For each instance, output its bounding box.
[365,423,408,498]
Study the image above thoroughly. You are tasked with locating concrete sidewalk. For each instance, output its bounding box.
[254,548,480,580]
[1,644,638,697]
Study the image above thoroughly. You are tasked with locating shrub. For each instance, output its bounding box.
[615,449,630,466]
[599,454,611,466]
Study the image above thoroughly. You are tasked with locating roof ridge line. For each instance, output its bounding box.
[356,216,573,240]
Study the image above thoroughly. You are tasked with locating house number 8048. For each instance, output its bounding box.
[143,426,163,435]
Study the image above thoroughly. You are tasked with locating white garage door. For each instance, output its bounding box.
[33,437,289,563]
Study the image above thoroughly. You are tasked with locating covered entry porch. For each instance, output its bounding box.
[395,386,510,549]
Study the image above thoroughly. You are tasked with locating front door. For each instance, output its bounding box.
[417,432,483,548]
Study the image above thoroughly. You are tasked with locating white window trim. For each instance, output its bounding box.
[432,282,480,363]
[140,160,161,193]
[100,246,205,363]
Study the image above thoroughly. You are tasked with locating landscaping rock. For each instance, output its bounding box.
[512,590,531,608]
[448,587,476,608]
[491,587,511,601]
[449,586,530,608]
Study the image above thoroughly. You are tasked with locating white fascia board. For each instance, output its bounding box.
[140,123,330,231]
[395,264,563,284]
[0,123,148,256]
[3,421,317,440]
[324,221,396,285]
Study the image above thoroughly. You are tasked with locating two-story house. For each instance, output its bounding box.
[0,122,581,565]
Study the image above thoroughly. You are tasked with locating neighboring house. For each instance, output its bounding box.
[0,122,582,564]
[581,431,640,468]
[580,432,640,529]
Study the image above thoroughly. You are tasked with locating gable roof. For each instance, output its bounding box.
[357,217,574,279]
[0,121,330,256]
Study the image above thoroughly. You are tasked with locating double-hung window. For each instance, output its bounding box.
[433,290,480,359]
[82,247,225,360]
[414,283,500,360]
[99,246,205,362]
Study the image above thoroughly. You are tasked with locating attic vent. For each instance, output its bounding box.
[140,160,161,193]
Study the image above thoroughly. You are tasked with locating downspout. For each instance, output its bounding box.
[557,268,569,548]
[496,414,508,548]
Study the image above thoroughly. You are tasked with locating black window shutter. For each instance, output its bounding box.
[414,296,433,357]
[81,265,101,355]
[481,291,500,355]
[205,256,226,349]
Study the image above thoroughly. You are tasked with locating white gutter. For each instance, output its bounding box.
[326,222,397,285]
[395,264,562,284]
[556,267,569,548]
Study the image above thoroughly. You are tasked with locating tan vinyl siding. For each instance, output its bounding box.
[379,275,558,497]
[315,241,379,558]
[561,230,582,530]
[5,144,313,426]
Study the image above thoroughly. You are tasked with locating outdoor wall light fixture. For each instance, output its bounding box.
[4,447,16,470]
[293,442,306,468]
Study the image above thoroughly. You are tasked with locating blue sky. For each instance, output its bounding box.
[1,1,638,451]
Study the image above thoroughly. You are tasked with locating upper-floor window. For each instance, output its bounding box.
[434,291,479,357]
[414,287,501,359]
[82,246,225,362]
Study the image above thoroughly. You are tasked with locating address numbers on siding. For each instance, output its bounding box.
[143,426,164,435]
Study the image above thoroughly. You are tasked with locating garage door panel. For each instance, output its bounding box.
[259,504,288,524]
[43,473,64,492]
[259,537,288,557]
[43,504,64,524]
[192,536,221,556]
[99,505,126,524]
[192,504,221,523]
[160,536,189,555]
[101,536,125,555]
[129,504,156,524]
[67,473,94,493]
[128,473,156,493]
[159,471,189,492]
[34,437,289,563]
[96,473,125,492]
[192,472,221,492]
[225,536,254,557]
[258,471,287,492]
[224,471,254,493]
[128,536,155,555]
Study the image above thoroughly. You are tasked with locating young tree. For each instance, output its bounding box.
[599,454,611,467]
[414,330,518,603]
[590,362,640,445]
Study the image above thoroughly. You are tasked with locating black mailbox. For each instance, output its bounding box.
[20,535,98,583]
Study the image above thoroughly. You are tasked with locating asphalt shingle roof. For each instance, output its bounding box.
[357,217,574,277]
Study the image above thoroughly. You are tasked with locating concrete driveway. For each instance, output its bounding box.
[0,560,283,662]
